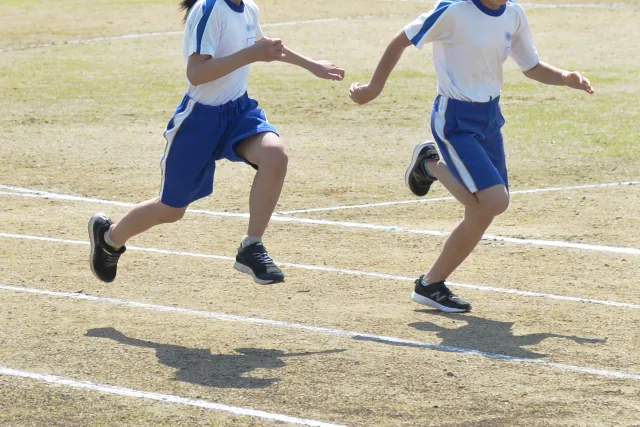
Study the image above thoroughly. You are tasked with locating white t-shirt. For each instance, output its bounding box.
[183,0,263,106]
[404,0,540,102]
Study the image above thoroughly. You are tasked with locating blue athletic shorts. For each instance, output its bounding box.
[159,92,279,208]
[430,95,508,193]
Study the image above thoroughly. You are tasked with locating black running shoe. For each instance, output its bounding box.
[234,242,285,285]
[412,275,471,313]
[405,141,440,197]
[88,213,126,283]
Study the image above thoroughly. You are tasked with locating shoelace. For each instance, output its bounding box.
[441,287,461,300]
[253,251,276,266]
[102,248,121,267]
[431,284,460,300]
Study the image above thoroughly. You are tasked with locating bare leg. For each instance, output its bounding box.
[425,160,479,208]
[424,207,493,283]
[422,179,510,283]
[235,132,288,238]
[109,198,187,247]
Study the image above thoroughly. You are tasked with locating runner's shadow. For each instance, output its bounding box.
[354,313,605,359]
[86,327,344,388]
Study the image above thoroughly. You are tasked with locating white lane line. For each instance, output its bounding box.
[0,366,348,427]
[2,284,639,381]
[277,181,640,214]
[519,2,630,8]
[0,16,373,53]
[402,0,633,7]
[2,2,631,53]
[2,232,640,310]
[1,185,639,255]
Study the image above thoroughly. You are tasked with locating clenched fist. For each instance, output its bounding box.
[250,37,285,62]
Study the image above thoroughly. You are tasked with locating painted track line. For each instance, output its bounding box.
[2,284,639,381]
[277,181,640,214]
[2,231,640,310]
[1,2,633,53]
[0,16,371,53]
[1,185,639,256]
[0,366,347,427]
[403,0,633,7]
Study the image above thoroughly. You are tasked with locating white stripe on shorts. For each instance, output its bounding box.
[433,97,478,193]
[160,99,197,200]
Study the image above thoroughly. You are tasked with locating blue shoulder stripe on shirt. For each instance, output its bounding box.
[196,0,217,54]
[410,0,461,46]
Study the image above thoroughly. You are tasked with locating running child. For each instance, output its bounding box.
[89,0,344,285]
[349,0,593,312]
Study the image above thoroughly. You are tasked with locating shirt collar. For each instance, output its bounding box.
[471,0,507,17]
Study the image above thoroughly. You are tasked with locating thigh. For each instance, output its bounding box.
[435,130,505,194]
[160,101,221,208]
[431,99,504,194]
[482,128,509,191]
[235,131,284,168]
[218,102,280,168]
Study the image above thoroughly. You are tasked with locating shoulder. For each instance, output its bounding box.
[433,0,472,17]
[505,0,527,17]
[185,0,225,27]
[435,0,469,11]
[244,0,260,12]
[505,0,530,28]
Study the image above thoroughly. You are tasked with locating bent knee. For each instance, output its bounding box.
[479,195,509,217]
[261,140,288,170]
[487,196,510,217]
[472,186,510,217]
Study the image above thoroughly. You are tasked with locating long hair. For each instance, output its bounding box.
[179,0,199,23]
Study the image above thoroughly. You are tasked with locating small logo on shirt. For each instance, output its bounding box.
[246,24,255,32]
[505,32,513,41]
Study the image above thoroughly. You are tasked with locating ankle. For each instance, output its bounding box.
[422,275,445,285]
[422,160,438,179]
[242,235,263,248]
[104,226,124,250]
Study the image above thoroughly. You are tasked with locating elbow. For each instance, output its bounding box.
[186,68,204,86]
[522,70,535,80]
[522,62,541,80]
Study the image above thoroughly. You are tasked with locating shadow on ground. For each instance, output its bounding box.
[86,327,345,388]
[355,312,605,359]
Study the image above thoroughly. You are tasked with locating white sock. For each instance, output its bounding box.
[104,226,123,250]
[242,235,262,248]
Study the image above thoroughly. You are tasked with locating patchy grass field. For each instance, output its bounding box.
[1,0,639,426]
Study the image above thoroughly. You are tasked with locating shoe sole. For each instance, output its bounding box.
[234,262,284,285]
[405,141,431,192]
[411,291,471,313]
[88,213,114,283]
[88,214,101,281]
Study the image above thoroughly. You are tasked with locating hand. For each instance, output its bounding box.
[349,82,380,105]
[562,71,595,94]
[251,37,285,62]
[311,60,345,81]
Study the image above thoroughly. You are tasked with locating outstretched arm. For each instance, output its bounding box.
[349,30,412,105]
[523,61,594,94]
[186,37,285,86]
[277,46,345,81]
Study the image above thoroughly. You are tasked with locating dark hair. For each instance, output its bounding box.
[180,0,198,23]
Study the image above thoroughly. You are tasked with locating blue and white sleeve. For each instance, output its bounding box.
[404,1,456,49]
[510,5,540,71]
[185,1,221,57]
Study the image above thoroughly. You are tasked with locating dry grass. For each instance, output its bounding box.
[1,0,639,426]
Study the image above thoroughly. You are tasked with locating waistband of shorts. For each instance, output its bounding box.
[184,92,251,116]
[436,95,500,115]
